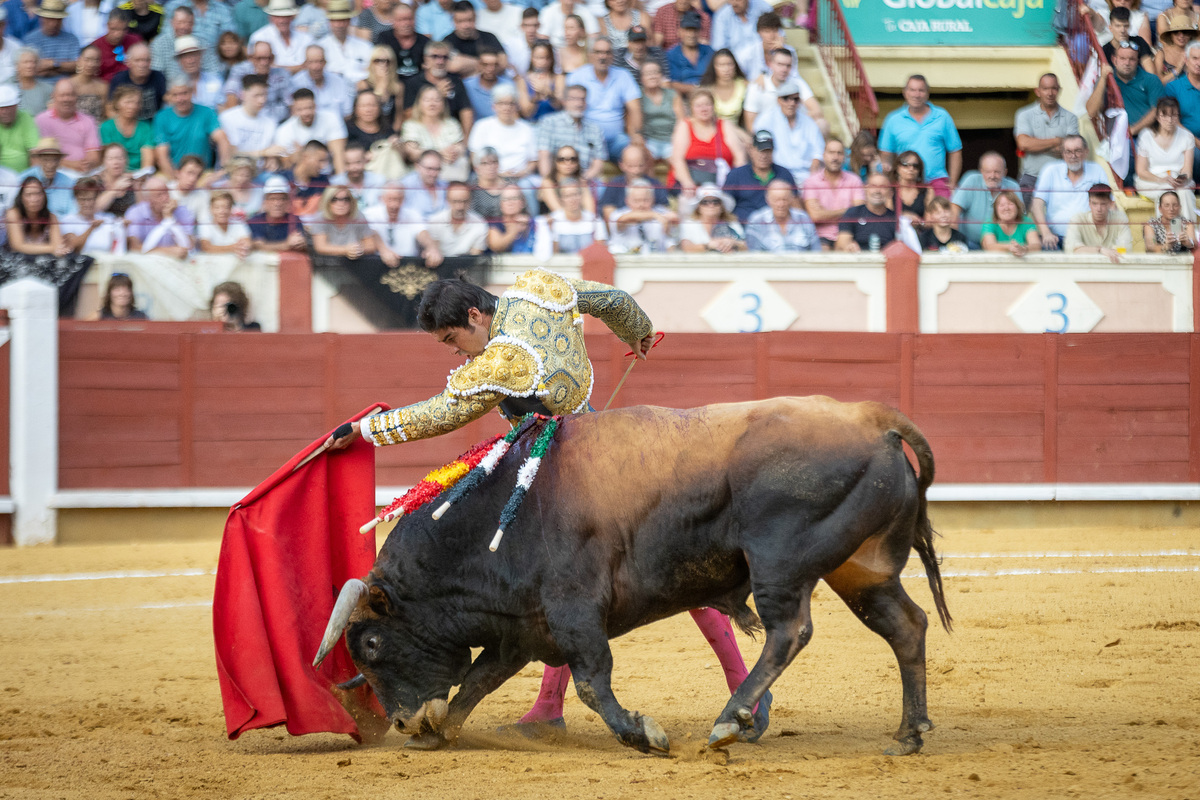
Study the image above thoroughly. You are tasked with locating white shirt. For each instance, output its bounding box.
[427,207,489,255]
[504,35,532,76]
[170,185,210,223]
[476,3,524,42]
[733,42,802,82]
[248,24,315,69]
[65,1,112,43]
[0,36,22,86]
[60,211,125,254]
[467,116,537,175]
[364,204,424,256]
[0,166,19,208]
[1033,160,1110,239]
[219,106,280,154]
[333,170,386,208]
[743,72,813,118]
[539,3,599,50]
[273,110,349,157]
[318,32,372,85]
[752,105,824,183]
[607,206,673,253]
[202,220,252,247]
[191,72,226,109]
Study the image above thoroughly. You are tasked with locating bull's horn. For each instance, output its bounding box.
[337,673,368,690]
[313,579,368,667]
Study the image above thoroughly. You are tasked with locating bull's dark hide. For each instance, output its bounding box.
[0,250,94,316]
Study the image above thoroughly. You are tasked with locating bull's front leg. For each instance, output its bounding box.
[404,647,526,750]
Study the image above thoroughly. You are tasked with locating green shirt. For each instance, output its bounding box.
[100,118,157,170]
[981,218,1037,245]
[0,112,39,173]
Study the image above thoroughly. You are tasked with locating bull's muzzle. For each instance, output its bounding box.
[391,699,449,735]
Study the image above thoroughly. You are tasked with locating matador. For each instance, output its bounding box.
[328,268,769,735]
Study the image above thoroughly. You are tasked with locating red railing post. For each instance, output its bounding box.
[809,0,879,136]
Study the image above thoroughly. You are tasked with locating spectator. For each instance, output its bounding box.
[150,7,219,81]
[219,74,281,163]
[557,14,590,75]
[93,273,148,319]
[91,10,141,81]
[678,183,745,252]
[118,0,163,43]
[1013,73,1079,200]
[173,35,224,109]
[469,147,503,218]
[1135,96,1196,216]
[889,150,935,225]
[353,0,395,40]
[600,144,669,221]
[1031,134,1108,249]
[0,85,37,173]
[476,0,523,44]
[365,180,424,256]
[248,174,306,251]
[216,30,248,81]
[94,142,136,215]
[746,179,819,252]
[464,47,512,119]
[290,43,353,118]
[333,143,385,209]
[653,0,710,51]
[210,281,260,331]
[467,85,538,196]
[70,46,108,122]
[1154,12,1196,82]
[743,48,819,132]
[234,0,269,44]
[918,196,969,252]
[669,88,746,193]
[566,37,641,159]
[723,129,795,222]
[100,84,154,170]
[0,147,18,210]
[168,153,210,221]
[165,0,235,56]
[802,136,863,249]
[403,84,469,181]
[879,74,961,196]
[487,183,538,253]
[515,40,565,121]
[357,46,404,133]
[1103,7,1154,73]
[599,0,641,50]
[282,139,330,217]
[1111,0,1154,40]
[402,41,474,135]
[21,137,76,216]
[401,148,448,218]
[1064,182,1132,261]
[666,11,712,96]
[416,0,455,41]
[5,176,69,256]
[699,48,747,126]
[607,178,677,253]
[540,144,597,213]
[3,0,38,42]
[36,79,101,173]
[545,177,605,254]
[125,175,195,257]
[344,91,391,157]
[1143,189,1196,251]
[376,2,428,82]
[980,189,1041,256]
[154,77,228,175]
[248,0,312,73]
[65,0,109,44]
[422,179,487,262]
[0,14,16,87]
[836,172,898,252]
[310,183,399,264]
[444,1,506,76]
[318,0,369,84]
[222,41,291,122]
[503,7,542,76]
[211,154,263,220]
[199,189,252,256]
[1095,45,1162,145]
[108,42,166,121]
[751,79,822,183]
[1156,0,1196,38]
[25,0,80,80]
[616,25,666,86]
[16,48,51,116]
[538,0,600,51]
[536,83,608,181]
[274,86,347,171]
[292,0,331,40]
[637,61,679,164]
[950,151,1021,246]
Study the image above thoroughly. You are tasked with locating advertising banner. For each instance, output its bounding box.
[839,0,1058,46]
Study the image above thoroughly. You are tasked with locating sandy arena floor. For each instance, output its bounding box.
[1,524,1198,799]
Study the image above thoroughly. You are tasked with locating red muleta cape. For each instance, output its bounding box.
[213,404,387,740]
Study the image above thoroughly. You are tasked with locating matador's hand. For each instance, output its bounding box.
[325,420,361,450]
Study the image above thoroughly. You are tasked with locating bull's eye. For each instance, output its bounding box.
[365,635,381,658]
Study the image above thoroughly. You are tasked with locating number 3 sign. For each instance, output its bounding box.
[1007,281,1105,333]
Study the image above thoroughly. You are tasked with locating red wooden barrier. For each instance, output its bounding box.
[56,331,1200,488]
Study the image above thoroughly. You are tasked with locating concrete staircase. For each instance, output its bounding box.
[787,27,855,143]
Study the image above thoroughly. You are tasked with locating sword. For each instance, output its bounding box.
[602,332,665,411]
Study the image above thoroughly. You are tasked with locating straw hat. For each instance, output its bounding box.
[264,0,299,17]
[35,0,68,19]
[695,183,734,213]
[325,0,355,20]
[1161,12,1199,36]
[31,137,64,156]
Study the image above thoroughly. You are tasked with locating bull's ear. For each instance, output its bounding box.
[367,583,394,616]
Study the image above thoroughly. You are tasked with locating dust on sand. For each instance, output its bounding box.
[1,525,1198,799]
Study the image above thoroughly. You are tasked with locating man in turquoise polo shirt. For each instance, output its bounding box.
[0,85,37,173]
[1088,44,1163,185]
[153,76,229,180]
[879,74,962,198]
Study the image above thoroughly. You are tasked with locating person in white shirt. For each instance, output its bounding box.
[174,35,224,110]
[273,87,348,171]
[289,44,353,119]
[363,180,427,257]
[332,143,385,208]
[476,0,523,42]
[198,190,253,255]
[752,79,824,183]
[60,176,124,254]
[317,0,370,84]
[248,0,313,73]
[539,0,599,50]
[168,154,210,222]
[743,48,822,133]
[219,74,283,162]
[467,84,537,180]
[502,7,541,75]
[423,180,488,262]
[607,179,677,253]
[0,13,23,86]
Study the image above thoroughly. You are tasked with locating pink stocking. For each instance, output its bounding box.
[519,665,572,723]
[689,607,751,694]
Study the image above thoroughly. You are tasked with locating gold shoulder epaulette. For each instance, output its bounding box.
[505,269,578,313]
[446,336,546,399]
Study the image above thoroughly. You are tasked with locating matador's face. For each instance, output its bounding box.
[432,308,492,359]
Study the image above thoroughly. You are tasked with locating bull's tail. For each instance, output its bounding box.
[889,412,953,633]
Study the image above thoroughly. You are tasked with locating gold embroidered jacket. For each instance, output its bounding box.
[361,269,653,445]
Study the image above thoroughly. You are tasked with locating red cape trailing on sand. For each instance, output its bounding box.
[213,404,388,741]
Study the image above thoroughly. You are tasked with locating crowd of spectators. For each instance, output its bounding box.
[0,0,1195,322]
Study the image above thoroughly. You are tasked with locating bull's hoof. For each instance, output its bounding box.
[883,735,923,756]
[707,722,741,749]
[496,717,566,739]
[740,690,772,743]
[404,731,449,751]
[641,714,670,754]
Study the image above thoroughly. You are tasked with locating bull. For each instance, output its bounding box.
[314,397,952,755]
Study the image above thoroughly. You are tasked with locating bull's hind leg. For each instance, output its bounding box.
[824,559,932,755]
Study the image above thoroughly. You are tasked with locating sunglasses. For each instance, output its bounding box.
[780,94,799,102]
[372,57,389,63]
[430,53,449,60]
[332,195,352,202]
[557,155,578,162]
[699,197,722,205]
[899,161,919,168]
